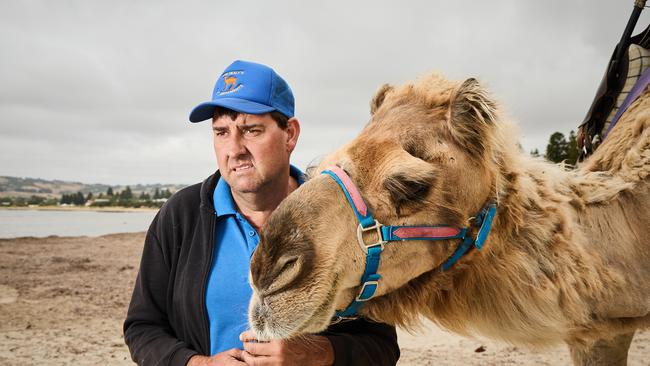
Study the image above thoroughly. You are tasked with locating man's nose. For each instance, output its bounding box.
[224,134,248,157]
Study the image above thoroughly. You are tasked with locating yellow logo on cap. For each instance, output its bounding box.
[224,76,237,91]
[219,71,244,95]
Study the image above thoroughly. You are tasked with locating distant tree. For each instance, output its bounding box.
[86,192,94,202]
[60,194,71,205]
[42,197,59,206]
[73,191,86,205]
[153,188,161,199]
[530,148,540,157]
[566,130,579,165]
[139,191,151,201]
[107,187,114,196]
[120,186,133,200]
[13,197,27,207]
[545,132,569,163]
[162,188,172,199]
[27,195,45,205]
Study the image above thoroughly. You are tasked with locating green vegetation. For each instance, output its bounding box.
[0,195,58,207]
[544,130,578,165]
[0,176,183,209]
[1,185,174,209]
[530,130,579,166]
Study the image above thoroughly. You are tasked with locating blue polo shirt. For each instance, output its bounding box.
[206,166,305,355]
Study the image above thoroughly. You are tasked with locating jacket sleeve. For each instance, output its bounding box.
[123,217,198,366]
[320,318,400,366]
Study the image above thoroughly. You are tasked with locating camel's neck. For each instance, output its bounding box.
[421,146,647,345]
[491,155,579,255]
[364,148,640,346]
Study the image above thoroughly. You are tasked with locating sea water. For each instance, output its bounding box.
[0,209,157,238]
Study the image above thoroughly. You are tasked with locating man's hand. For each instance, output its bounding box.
[187,349,247,366]
[239,330,334,366]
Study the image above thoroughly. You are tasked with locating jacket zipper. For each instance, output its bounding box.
[199,211,216,354]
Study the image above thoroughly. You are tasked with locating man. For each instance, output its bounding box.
[123,60,400,365]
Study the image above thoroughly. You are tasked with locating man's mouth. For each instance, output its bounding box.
[232,163,253,172]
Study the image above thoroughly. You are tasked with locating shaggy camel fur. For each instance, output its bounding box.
[248,73,650,365]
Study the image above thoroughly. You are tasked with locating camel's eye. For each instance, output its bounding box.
[267,256,301,293]
[383,171,435,216]
[277,256,299,275]
[403,139,430,161]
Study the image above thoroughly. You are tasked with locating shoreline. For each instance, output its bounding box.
[0,206,158,213]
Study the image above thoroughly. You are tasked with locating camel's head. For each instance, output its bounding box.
[249,73,503,339]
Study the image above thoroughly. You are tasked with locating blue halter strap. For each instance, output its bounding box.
[322,166,497,318]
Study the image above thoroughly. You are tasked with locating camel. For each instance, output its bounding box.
[248,72,650,365]
[223,75,238,91]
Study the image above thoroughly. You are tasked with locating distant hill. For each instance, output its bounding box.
[0,176,186,198]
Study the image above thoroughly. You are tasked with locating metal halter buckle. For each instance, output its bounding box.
[355,280,380,301]
[356,220,386,252]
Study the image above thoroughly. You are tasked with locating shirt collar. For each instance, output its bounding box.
[214,164,306,217]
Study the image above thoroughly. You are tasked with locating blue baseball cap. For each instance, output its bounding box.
[189,60,295,122]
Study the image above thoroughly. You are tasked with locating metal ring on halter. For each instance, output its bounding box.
[355,280,380,301]
[356,220,386,252]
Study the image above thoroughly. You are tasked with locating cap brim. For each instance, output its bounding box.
[189,98,277,123]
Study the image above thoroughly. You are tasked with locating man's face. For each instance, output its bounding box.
[212,112,299,194]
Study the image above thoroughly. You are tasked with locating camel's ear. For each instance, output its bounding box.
[383,153,437,216]
[449,78,498,156]
[370,83,393,115]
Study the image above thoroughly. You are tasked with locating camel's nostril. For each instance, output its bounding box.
[250,298,277,340]
[252,296,270,320]
[251,302,264,329]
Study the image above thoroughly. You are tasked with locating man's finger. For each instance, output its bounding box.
[243,339,274,356]
[241,350,270,366]
[225,348,244,360]
[240,330,257,342]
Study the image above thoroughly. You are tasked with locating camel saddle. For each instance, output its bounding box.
[578,5,650,160]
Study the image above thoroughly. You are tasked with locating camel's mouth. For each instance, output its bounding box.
[248,274,343,340]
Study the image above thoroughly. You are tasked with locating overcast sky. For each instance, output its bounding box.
[1,0,649,185]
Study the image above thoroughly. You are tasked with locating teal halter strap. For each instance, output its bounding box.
[322,166,497,318]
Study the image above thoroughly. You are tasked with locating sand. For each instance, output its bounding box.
[0,233,648,365]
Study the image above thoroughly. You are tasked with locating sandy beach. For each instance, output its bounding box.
[1,233,648,365]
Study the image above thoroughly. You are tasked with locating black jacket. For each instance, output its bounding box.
[123,171,400,365]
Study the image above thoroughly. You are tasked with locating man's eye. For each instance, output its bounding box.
[214,130,227,136]
[245,129,262,135]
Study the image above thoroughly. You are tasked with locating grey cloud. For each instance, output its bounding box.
[1,0,648,184]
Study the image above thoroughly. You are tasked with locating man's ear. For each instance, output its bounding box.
[370,84,393,115]
[448,78,498,157]
[286,117,301,153]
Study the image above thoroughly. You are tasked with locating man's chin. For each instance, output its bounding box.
[229,178,263,194]
[221,170,256,188]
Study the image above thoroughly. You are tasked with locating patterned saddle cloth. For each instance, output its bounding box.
[578,25,650,159]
